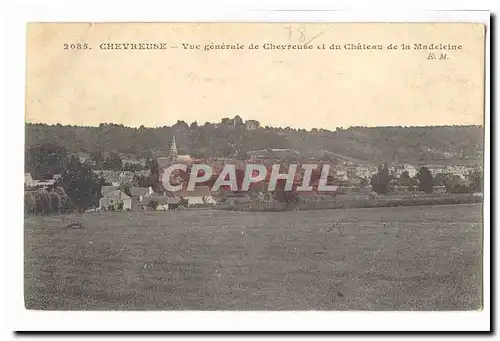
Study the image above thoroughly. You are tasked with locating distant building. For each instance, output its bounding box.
[101,185,119,197]
[336,170,348,181]
[433,185,447,194]
[221,115,244,128]
[355,166,377,179]
[396,164,418,178]
[93,170,121,186]
[99,190,132,211]
[247,148,299,159]
[118,171,134,184]
[24,173,55,189]
[179,186,216,207]
[142,196,180,211]
[426,165,447,175]
[129,186,150,208]
[157,135,192,169]
[245,120,260,131]
[24,173,35,187]
[446,165,470,180]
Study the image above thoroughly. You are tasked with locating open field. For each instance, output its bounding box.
[25,204,483,310]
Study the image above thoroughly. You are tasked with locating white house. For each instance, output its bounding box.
[142,196,181,211]
[336,170,348,181]
[395,164,418,178]
[355,166,377,179]
[99,190,132,211]
[24,173,56,188]
[24,173,35,187]
[180,186,216,207]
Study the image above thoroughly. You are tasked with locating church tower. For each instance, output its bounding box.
[170,134,178,162]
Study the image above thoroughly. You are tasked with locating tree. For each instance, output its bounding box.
[174,120,189,129]
[443,174,470,194]
[469,170,483,192]
[147,200,158,210]
[417,167,434,193]
[119,183,132,197]
[434,173,448,186]
[49,191,62,213]
[180,198,189,207]
[123,162,143,172]
[25,143,67,180]
[62,156,102,212]
[24,192,36,214]
[90,150,104,168]
[371,163,390,195]
[53,186,69,212]
[398,170,411,187]
[34,189,52,215]
[103,152,122,170]
[273,178,299,208]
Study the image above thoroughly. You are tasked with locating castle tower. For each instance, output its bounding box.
[170,134,178,162]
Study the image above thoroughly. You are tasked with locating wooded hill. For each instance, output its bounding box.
[25,122,484,165]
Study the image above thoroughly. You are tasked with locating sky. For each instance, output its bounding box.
[26,23,485,130]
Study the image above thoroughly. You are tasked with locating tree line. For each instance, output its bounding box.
[25,144,104,215]
[370,164,483,195]
[25,120,484,164]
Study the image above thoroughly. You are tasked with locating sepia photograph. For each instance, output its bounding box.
[15,12,490,331]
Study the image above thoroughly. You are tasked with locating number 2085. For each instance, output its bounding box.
[64,43,90,50]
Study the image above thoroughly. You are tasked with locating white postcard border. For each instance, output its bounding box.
[3,1,491,333]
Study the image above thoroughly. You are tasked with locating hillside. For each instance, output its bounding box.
[25,122,484,165]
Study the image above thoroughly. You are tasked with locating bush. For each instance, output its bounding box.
[147,200,158,210]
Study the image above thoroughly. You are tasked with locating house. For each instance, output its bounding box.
[245,120,260,131]
[129,186,150,208]
[101,185,119,196]
[446,165,470,180]
[99,190,132,211]
[395,164,418,178]
[119,171,134,184]
[433,185,447,194]
[34,179,56,188]
[221,115,243,128]
[142,196,181,211]
[93,170,121,186]
[356,166,377,179]
[25,173,58,189]
[24,173,35,187]
[24,173,56,189]
[336,170,348,181]
[426,165,447,175]
[179,186,216,207]
[134,169,151,177]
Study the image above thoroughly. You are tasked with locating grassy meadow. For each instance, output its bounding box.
[24,203,483,310]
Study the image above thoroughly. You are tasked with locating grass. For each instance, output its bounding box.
[24,203,483,310]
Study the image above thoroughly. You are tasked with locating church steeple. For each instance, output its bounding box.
[170,134,178,161]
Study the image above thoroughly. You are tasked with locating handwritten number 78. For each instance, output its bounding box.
[285,25,307,43]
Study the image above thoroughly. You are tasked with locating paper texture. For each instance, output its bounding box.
[26,23,485,129]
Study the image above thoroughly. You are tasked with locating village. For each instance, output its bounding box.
[24,118,483,214]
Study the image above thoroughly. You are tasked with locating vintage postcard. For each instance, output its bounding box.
[24,22,486,312]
